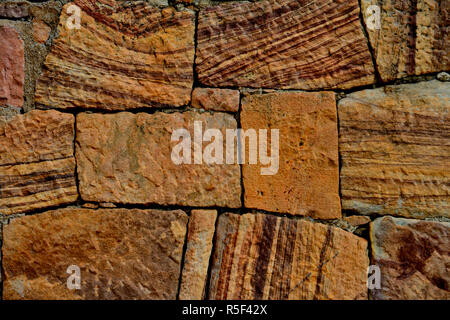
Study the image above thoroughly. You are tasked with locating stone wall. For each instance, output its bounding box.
[0,0,448,300]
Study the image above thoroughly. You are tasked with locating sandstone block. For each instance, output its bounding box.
[0,110,77,215]
[196,0,375,90]
[76,111,241,207]
[209,213,369,300]
[339,80,450,218]
[35,0,195,110]
[241,92,340,219]
[2,208,188,299]
[192,88,240,112]
[370,216,449,299]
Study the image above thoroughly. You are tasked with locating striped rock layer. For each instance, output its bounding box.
[241,91,340,219]
[76,111,241,207]
[370,216,449,299]
[362,0,449,82]
[35,0,195,110]
[0,110,77,215]
[2,208,187,299]
[209,213,369,300]
[339,80,450,218]
[196,0,375,90]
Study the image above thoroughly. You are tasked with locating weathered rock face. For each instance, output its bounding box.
[241,92,340,219]
[179,209,217,300]
[76,111,241,207]
[0,110,77,215]
[0,2,29,18]
[196,0,375,90]
[35,0,195,110]
[191,88,240,112]
[339,80,450,218]
[362,0,449,82]
[209,213,369,300]
[370,216,450,300]
[2,208,188,300]
[0,26,24,108]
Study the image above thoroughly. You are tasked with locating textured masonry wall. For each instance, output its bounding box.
[0,0,449,300]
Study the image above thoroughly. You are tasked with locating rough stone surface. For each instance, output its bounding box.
[2,208,188,300]
[0,26,24,108]
[32,19,51,44]
[209,213,369,300]
[196,0,375,90]
[437,72,450,82]
[370,216,450,300]
[241,92,340,219]
[179,209,217,300]
[339,80,450,218]
[35,0,195,110]
[192,88,240,112]
[0,110,77,215]
[0,2,29,18]
[76,111,241,207]
[362,0,449,82]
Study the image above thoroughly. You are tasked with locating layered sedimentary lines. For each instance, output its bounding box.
[196,0,375,90]
[0,110,77,215]
[362,0,449,82]
[209,213,369,300]
[339,80,450,218]
[371,216,450,299]
[76,111,241,207]
[242,92,340,219]
[2,208,188,299]
[35,0,195,110]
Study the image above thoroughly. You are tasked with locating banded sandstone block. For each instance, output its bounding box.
[371,216,450,299]
[180,209,217,300]
[209,213,369,300]
[0,26,24,108]
[339,80,450,218]
[35,0,195,110]
[2,208,187,299]
[76,111,241,207]
[362,0,449,82]
[241,92,340,219]
[0,110,77,215]
[196,0,375,90]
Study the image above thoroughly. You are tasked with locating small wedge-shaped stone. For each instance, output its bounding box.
[209,213,369,300]
[76,111,241,207]
[362,0,449,82]
[196,0,375,90]
[2,208,188,300]
[0,110,77,215]
[370,216,449,300]
[35,0,195,110]
[339,80,450,218]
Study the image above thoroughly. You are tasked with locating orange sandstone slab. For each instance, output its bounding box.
[0,110,77,215]
[339,80,450,218]
[196,0,375,90]
[209,213,369,300]
[35,0,195,110]
[241,91,340,219]
[370,216,450,300]
[76,111,241,207]
[2,208,187,299]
